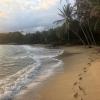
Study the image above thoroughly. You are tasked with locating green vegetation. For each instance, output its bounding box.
[0,0,99,46]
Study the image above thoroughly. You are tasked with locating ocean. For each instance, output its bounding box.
[0,45,63,100]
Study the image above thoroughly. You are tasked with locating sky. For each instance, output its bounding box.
[0,0,74,33]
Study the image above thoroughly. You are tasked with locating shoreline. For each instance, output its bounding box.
[15,46,100,100]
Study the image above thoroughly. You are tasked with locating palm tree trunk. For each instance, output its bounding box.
[80,24,90,46]
[87,19,96,45]
[94,19,99,31]
[65,23,70,43]
[83,23,93,45]
[68,23,70,42]
[71,30,86,46]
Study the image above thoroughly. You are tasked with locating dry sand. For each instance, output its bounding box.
[16,46,100,100]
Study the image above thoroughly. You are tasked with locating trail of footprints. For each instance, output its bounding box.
[72,53,96,100]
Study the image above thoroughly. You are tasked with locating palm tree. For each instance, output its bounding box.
[55,3,73,42]
[90,1,100,32]
[75,0,97,46]
[54,3,85,45]
[60,0,99,46]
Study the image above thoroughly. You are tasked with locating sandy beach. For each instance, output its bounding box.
[15,46,100,100]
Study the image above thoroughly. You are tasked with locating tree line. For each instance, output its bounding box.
[0,0,99,46]
[56,0,100,46]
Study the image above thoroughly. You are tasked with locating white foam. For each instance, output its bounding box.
[0,46,64,100]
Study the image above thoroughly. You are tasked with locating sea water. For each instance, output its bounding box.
[0,45,64,100]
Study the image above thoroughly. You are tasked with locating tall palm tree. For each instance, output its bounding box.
[54,3,85,45]
[55,4,74,41]
[75,0,97,46]
[90,0,100,32]
[60,0,99,46]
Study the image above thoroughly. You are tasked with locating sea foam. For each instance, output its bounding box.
[0,45,64,100]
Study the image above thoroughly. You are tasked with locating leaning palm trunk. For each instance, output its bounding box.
[71,30,86,46]
[94,19,99,31]
[86,19,96,45]
[83,22,93,45]
[80,24,91,46]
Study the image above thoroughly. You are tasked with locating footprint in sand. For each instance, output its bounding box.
[79,77,83,81]
[78,74,82,77]
[84,70,87,73]
[73,82,78,86]
[73,92,78,99]
[72,81,78,92]
[83,67,87,73]
[87,62,91,66]
[83,67,87,70]
[81,97,83,100]
[79,86,87,95]
[88,57,94,62]
[73,69,88,99]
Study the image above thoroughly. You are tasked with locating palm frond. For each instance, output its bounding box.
[58,8,66,17]
[58,13,65,18]
[54,3,74,27]
[53,19,65,25]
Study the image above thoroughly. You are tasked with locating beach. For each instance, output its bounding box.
[15,46,100,100]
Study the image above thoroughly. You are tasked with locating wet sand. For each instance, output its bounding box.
[15,46,100,100]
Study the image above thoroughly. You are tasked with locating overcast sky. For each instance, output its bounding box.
[0,0,74,33]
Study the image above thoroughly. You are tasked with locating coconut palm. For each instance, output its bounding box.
[75,0,97,46]
[59,0,99,46]
[54,4,73,42]
[54,3,85,45]
[90,1,100,32]
[59,0,91,46]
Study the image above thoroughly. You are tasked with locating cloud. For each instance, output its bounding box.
[0,11,6,17]
[0,0,60,32]
[35,0,58,10]
[0,0,58,11]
